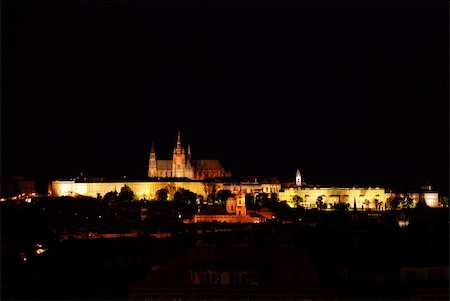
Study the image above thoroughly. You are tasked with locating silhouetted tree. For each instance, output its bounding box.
[402,196,414,209]
[173,191,182,203]
[216,190,232,205]
[197,195,204,205]
[293,195,303,208]
[245,193,255,209]
[156,188,168,201]
[104,190,118,202]
[270,193,279,204]
[415,199,429,210]
[256,192,269,207]
[316,196,326,210]
[180,188,197,205]
[206,193,215,205]
[372,198,380,210]
[119,185,134,202]
[389,196,403,209]
[333,202,349,211]
[274,201,292,220]
[165,183,177,200]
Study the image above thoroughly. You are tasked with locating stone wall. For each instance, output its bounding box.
[50,180,209,200]
[279,186,387,209]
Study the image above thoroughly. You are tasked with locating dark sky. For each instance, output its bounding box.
[2,1,449,193]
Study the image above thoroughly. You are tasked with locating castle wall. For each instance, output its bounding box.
[385,191,439,207]
[222,182,281,195]
[279,186,387,209]
[50,181,440,208]
[50,180,209,200]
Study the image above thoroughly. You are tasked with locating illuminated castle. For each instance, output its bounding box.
[48,131,441,209]
[148,130,229,180]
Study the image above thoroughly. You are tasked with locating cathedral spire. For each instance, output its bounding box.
[151,141,155,153]
[176,129,182,150]
[187,143,191,160]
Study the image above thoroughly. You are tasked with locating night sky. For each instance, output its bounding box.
[2,1,449,193]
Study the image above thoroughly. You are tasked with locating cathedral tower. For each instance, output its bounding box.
[172,130,186,177]
[148,141,157,177]
[296,169,302,186]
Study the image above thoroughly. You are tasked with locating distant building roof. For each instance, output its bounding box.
[196,205,231,216]
[261,177,280,184]
[192,160,223,170]
[281,182,296,188]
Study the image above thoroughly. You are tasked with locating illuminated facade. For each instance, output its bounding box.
[187,193,273,223]
[278,185,388,209]
[278,174,440,209]
[50,180,211,200]
[148,130,229,180]
[50,179,439,208]
[217,177,281,195]
[48,138,441,209]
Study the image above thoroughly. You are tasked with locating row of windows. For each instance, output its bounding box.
[192,271,260,285]
[406,270,445,282]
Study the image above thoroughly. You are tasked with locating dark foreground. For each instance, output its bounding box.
[2,200,449,300]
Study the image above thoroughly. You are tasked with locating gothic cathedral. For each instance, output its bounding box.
[148,130,229,180]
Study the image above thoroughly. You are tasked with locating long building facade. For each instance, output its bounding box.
[49,177,440,209]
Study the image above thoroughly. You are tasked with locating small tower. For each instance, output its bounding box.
[236,193,247,219]
[296,169,302,186]
[148,141,157,177]
[226,196,237,214]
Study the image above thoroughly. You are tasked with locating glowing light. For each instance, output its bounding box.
[398,220,409,228]
[424,193,438,207]
[36,248,47,255]
[25,198,32,203]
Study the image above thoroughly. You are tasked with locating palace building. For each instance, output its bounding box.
[48,130,442,210]
[148,130,229,180]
